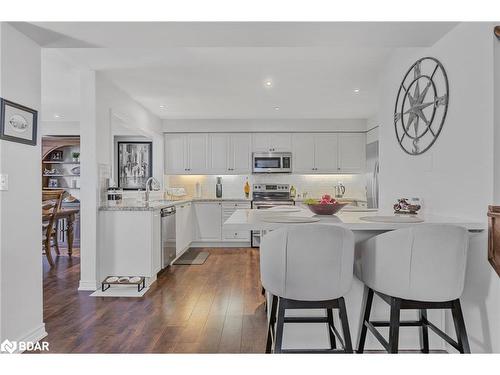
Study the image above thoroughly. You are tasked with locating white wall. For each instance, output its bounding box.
[375,23,499,353]
[0,23,45,345]
[163,118,366,133]
[79,72,163,290]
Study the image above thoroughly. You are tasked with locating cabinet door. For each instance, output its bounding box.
[314,133,339,173]
[151,211,162,274]
[175,205,186,256]
[164,134,187,174]
[269,133,292,151]
[229,133,251,174]
[252,133,271,152]
[194,202,222,241]
[186,134,209,173]
[209,133,229,173]
[183,202,193,246]
[338,133,366,173]
[292,133,315,173]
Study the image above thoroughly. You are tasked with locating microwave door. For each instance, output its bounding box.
[253,156,281,173]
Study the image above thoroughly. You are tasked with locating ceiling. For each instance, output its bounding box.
[18,22,458,120]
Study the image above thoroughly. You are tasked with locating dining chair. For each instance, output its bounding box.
[42,190,64,266]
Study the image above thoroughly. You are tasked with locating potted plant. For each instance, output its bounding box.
[72,152,80,163]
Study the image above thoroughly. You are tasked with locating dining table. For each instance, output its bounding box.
[42,207,79,256]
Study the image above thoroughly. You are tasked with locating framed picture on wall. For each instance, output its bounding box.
[117,141,153,190]
[0,98,38,146]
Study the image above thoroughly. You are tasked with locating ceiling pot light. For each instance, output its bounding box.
[159,105,167,109]
[353,88,360,93]
[53,114,62,119]
[274,107,280,111]
[264,79,273,88]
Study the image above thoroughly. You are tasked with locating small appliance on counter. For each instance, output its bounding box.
[107,187,123,206]
[216,176,223,198]
[334,182,346,198]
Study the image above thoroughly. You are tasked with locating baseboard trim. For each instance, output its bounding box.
[191,241,251,248]
[78,280,98,291]
[3,324,48,353]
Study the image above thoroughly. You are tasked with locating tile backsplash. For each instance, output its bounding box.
[165,174,367,201]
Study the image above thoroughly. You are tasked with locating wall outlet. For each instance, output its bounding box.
[0,174,8,191]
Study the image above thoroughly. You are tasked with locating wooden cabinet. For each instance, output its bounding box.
[252,133,291,152]
[338,133,366,173]
[176,202,193,256]
[194,202,222,241]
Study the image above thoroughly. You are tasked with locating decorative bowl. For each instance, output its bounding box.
[306,201,349,215]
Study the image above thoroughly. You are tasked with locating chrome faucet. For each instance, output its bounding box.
[145,177,160,203]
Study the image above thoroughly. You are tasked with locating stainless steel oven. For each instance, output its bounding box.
[252,152,292,173]
[251,184,294,247]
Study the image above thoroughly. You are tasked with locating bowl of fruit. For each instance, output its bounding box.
[303,195,348,215]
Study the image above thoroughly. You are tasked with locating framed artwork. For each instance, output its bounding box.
[0,98,38,146]
[117,141,153,190]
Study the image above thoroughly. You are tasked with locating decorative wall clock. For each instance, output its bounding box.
[394,57,449,155]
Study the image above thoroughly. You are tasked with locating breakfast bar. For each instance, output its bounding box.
[223,208,485,351]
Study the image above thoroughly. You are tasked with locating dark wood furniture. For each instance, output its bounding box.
[487,206,500,276]
[357,287,470,354]
[42,190,64,267]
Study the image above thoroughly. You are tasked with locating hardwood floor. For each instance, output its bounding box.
[40,247,268,353]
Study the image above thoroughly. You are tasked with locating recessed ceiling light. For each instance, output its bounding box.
[274,106,280,111]
[159,105,167,109]
[353,88,360,93]
[264,79,273,88]
[53,114,62,119]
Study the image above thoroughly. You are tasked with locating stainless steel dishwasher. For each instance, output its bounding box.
[161,205,176,268]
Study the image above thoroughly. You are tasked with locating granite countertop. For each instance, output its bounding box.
[99,197,252,211]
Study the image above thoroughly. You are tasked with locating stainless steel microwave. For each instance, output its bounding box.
[252,152,292,173]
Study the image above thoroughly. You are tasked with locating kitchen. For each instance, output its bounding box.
[0,15,499,363]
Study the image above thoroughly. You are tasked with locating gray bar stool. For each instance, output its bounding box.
[355,224,471,353]
[260,224,355,353]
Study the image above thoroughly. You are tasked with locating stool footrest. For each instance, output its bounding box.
[284,317,329,323]
[371,320,422,327]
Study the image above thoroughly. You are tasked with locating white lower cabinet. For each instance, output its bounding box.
[175,202,193,256]
[194,202,222,241]
[192,201,251,244]
[99,210,161,285]
[222,201,251,241]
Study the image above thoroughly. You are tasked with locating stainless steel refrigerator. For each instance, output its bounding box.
[366,141,379,209]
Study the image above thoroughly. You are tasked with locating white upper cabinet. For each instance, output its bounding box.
[209,133,229,173]
[186,133,209,173]
[164,134,187,174]
[314,133,339,173]
[252,133,291,152]
[338,133,366,173]
[292,133,338,173]
[292,134,315,173]
[228,133,251,173]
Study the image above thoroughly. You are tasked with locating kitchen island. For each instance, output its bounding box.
[223,208,484,351]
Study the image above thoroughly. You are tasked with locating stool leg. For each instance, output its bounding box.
[451,299,470,353]
[266,294,278,353]
[388,297,401,353]
[419,309,429,353]
[274,298,285,353]
[338,297,353,353]
[357,287,374,353]
[326,308,337,349]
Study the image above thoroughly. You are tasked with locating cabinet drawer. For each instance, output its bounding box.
[221,201,251,209]
[222,230,250,241]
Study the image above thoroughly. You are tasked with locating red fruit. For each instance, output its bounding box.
[330,198,336,204]
[322,194,332,201]
[320,199,331,205]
